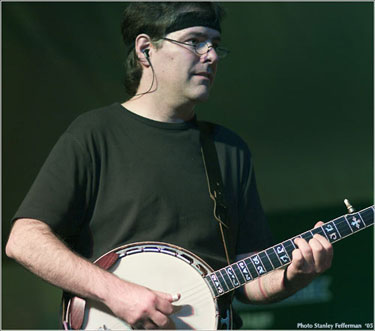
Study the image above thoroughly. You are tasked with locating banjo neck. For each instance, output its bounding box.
[205,205,374,298]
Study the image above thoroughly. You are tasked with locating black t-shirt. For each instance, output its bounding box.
[13,103,272,270]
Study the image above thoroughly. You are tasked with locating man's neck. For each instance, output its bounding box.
[122,94,196,123]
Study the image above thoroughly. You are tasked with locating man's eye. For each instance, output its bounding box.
[185,38,200,45]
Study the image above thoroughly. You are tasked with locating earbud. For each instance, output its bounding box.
[142,49,152,66]
[142,49,150,59]
[134,48,155,96]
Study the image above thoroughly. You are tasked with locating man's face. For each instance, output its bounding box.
[151,26,221,105]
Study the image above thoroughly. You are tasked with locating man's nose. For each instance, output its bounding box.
[201,46,219,63]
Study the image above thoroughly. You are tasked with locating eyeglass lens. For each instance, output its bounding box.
[196,42,227,59]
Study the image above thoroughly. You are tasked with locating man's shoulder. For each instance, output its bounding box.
[67,103,122,132]
[207,122,250,153]
[63,103,129,142]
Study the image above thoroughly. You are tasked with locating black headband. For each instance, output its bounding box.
[165,11,221,34]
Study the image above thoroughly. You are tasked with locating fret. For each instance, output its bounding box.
[220,269,235,290]
[357,211,367,227]
[301,231,314,242]
[346,213,365,232]
[250,254,266,275]
[215,271,229,292]
[266,248,281,268]
[244,257,259,278]
[322,221,341,243]
[237,260,253,281]
[334,216,353,237]
[274,244,291,265]
[225,266,240,287]
[291,235,302,248]
[205,275,219,297]
[259,251,274,272]
[232,263,246,284]
[311,226,327,239]
[209,273,224,295]
[360,207,374,226]
[283,240,296,259]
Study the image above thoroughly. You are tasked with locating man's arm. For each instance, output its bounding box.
[237,221,333,304]
[5,218,177,329]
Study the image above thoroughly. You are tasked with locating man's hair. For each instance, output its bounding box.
[121,2,225,97]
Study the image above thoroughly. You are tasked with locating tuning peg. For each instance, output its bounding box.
[344,199,356,213]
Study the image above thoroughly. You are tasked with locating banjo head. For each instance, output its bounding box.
[80,242,219,330]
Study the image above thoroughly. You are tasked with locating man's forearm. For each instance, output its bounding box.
[5,218,120,304]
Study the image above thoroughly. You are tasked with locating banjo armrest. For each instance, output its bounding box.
[69,251,119,329]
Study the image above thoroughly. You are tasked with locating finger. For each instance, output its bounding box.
[312,221,333,271]
[313,233,333,254]
[313,221,333,272]
[154,290,181,303]
[290,248,304,270]
[149,311,170,329]
[314,221,325,228]
[313,219,333,256]
[309,237,329,273]
[133,320,147,330]
[154,294,174,315]
[293,238,314,268]
[313,232,333,253]
[310,235,333,272]
[143,318,158,330]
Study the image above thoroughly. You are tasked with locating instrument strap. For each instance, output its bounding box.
[198,121,231,265]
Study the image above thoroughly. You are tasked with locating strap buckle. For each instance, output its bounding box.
[213,198,229,229]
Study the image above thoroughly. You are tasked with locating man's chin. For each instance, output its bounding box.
[191,87,211,102]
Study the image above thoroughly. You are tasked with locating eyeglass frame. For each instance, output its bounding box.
[161,37,230,59]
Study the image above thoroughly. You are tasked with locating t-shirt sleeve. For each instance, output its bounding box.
[236,157,274,255]
[12,131,92,239]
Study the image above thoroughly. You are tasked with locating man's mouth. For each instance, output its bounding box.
[194,72,213,82]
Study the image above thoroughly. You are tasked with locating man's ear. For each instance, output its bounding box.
[135,34,152,67]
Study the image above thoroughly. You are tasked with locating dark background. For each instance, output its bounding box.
[2,2,373,329]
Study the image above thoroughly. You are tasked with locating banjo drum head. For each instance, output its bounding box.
[82,242,219,330]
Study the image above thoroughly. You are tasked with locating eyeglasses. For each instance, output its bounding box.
[162,37,230,59]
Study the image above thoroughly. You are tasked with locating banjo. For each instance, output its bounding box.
[64,203,374,330]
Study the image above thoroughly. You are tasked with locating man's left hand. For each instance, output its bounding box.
[284,221,334,290]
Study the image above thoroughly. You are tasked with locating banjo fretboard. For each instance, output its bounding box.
[205,206,374,297]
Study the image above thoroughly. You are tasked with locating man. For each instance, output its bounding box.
[6,3,333,329]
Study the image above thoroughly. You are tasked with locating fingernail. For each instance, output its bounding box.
[172,293,180,302]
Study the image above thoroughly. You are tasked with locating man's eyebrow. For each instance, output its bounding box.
[182,31,221,42]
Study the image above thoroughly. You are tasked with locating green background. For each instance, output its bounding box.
[2,2,373,329]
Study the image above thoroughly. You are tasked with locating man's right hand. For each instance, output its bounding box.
[104,280,179,329]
